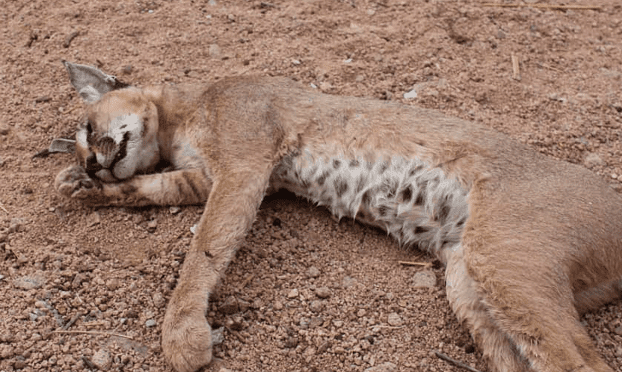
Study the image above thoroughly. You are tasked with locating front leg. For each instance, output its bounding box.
[55,165,212,207]
[162,168,272,372]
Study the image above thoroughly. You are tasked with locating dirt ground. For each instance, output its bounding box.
[1,0,621,371]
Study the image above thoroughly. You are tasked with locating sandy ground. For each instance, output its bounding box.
[0,0,621,371]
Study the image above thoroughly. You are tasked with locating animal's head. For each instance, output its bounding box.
[63,61,160,182]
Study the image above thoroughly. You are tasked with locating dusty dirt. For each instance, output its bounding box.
[1,0,621,371]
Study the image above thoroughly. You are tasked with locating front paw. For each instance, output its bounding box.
[162,309,213,372]
[55,165,103,202]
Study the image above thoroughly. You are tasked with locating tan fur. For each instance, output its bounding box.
[56,62,622,372]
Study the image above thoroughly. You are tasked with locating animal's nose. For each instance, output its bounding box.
[98,136,115,155]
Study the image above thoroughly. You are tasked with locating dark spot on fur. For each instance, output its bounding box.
[408,164,424,177]
[357,210,368,220]
[317,170,331,186]
[414,226,430,234]
[435,196,451,225]
[204,251,214,258]
[349,159,360,168]
[456,217,466,228]
[378,205,389,217]
[415,181,428,205]
[301,178,311,189]
[384,178,398,198]
[307,166,318,178]
[355,175,367,193]
[334,178,349,197]
[332,159,341,169]
[378,161,389,174]
[399,186,413,203]
[361,190,372,207]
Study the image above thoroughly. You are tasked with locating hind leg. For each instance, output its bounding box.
[464,246,614,372]
[444,244,531,372]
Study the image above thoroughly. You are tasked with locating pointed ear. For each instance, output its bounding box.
[62,60,130,103]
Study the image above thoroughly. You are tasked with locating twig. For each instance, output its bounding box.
[238,273,255,290]
[63,31,79,48]
[53,330,134,340]
[434,350,482,372]
[511,53,521,81]
[398,260,431,267]
[369,325,404,329]
[537,62,562,73]
[481,3,601,11]
[62,313,80,330]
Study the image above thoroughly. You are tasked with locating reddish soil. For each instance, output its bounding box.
[1,0,621,371]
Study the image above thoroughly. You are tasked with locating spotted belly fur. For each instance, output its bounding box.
[270,149,469,260]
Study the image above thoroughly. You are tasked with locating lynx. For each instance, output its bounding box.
[55,61,622,372]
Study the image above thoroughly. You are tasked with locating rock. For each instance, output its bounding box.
[287,288,299,299]
[145,319,156,327]
[387,312,403,326]
[365,362,397,372]
[152,292,165,308]
[147,219,157,233]
[584,153,604,168]
[169,206,181,214]
[122,65,133,74]
[309,300,323,313]
[86,212,101,227]
[412,270,437,289]
[13,273,46,290]
[212,327,224,345]
[9,218,24,233]
[315,287,331,299]
[342,276,356,288]
[308,317,324,328]
[91,349,112,370]
[319,82,333,92]
[209,44,221,58]
[307,266,321,278]
[403,89,418,100]
[106,279,120,291]
[219,296,240,315]
[72,273,86,289]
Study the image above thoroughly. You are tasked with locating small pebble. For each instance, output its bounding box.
[147,220,157,232]
[169,206,181,214]
[309,300,323,313]
[145,319,156,327]
[364,362,397,372]
[287,288,299,299]
[212,327,224,345]
[387,312,403,326]
[307,266,320,278]
[315,287,331,299]
[91,349,112,370]
[412,270,437,289]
